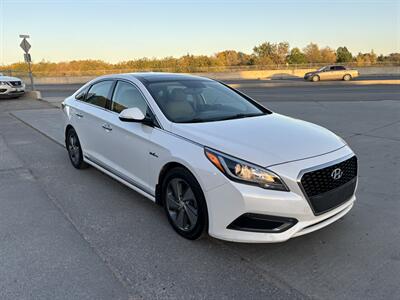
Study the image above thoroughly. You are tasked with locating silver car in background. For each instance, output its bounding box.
[304,65,359,82]
[0,73,26,98]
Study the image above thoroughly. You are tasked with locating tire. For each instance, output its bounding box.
[343,74,352,81]
[161,167,208,240]
[312,75,320,82]
[66,128,88,169]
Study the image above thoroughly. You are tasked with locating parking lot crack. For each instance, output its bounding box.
[366,119,400,134]
[212,240,310,299]
[1,129,136,299]
[36,187,138,298]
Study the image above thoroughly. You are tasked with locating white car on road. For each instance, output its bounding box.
[62,73,358,243]
[0,73,25,98]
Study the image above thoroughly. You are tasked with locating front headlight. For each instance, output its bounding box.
[0,81,10,86]
[204,148,289,191]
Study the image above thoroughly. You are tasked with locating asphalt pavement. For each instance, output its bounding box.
[0,82,399,299]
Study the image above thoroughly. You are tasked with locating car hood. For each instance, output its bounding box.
[171,113,345,167]
[0,76,22,82]
[304,71,317,76]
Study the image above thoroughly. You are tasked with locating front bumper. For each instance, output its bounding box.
[0,84,25,97]
[204,145,357,243]
[304,74,314,81]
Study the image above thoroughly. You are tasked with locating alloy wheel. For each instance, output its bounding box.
[165,178,199,231]
[68,132,81,165]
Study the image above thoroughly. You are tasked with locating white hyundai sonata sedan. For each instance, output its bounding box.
[62,73,358,243]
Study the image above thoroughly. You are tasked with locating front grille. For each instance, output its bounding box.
[300,156,357,215]
[9,81,22,86]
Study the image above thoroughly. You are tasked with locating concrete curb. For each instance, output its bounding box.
[22,90,42,100]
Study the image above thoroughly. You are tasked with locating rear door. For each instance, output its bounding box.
[72,80,115,164]
[333,66,346,80]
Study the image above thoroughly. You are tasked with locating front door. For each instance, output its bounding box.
[319,66,335,80]
[101,80,155,195]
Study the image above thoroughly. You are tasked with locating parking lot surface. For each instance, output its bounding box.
[0,82,399,299]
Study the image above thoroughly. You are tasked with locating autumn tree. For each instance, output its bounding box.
[377,53,400,62]
[320,47,336,63]
[215,50,250,66]
[356,50,377,66]
[303,43,322,63]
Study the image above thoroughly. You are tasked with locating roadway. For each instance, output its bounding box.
[0,82,399,299]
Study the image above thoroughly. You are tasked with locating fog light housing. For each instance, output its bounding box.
[227,213,297,233]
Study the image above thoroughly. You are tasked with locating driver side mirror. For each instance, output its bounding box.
[119,107,154,126]
[119,107,145,122]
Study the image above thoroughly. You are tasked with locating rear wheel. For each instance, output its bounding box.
[162,167,208,240]
[312,75,320,82]
[343,74,352,81]
[66,128,88,169]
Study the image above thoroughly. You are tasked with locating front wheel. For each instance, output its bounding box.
[343,74,352,81]
[162,167,208,240]
[66,128,88,169]
[312,75,320,82]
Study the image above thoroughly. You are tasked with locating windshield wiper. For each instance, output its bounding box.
[215,113,264,121]
[179,118,207,123]
[179,113,264,123]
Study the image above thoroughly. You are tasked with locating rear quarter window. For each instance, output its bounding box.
[75,86,89,101]
[85,81,114,108]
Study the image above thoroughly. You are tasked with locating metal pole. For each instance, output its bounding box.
[27,60,35,91]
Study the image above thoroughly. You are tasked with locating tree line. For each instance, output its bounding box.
[1,41,399,76]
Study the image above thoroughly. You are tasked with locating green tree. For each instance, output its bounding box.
[287,47,307,64]
[253,41,289,65]
[253,42,276,65]
[336,47,353,63]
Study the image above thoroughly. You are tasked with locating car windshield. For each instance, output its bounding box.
[145,79,268,123]
[317,66,327,72]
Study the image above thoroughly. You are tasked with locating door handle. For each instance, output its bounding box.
[102,123,112,131]
[75,113,84,118]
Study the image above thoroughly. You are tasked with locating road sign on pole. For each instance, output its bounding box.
[20,38,31,53]
[24,53,32,63]
[19,34,35,91]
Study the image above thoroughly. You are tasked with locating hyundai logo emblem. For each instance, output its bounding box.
[331,168,343,180]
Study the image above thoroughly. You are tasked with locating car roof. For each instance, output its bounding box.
[96,72,213,84]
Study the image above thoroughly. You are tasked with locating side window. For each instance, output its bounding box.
[336,66,345,70]
[85,81,113,108]
[111,81,148,115]
[75,86,89,101]
[329,66,336,71]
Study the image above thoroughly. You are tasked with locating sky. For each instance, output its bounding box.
[0,0,399,65]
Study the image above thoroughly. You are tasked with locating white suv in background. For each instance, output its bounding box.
[62,73,358,243]
[0,73,25,98]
